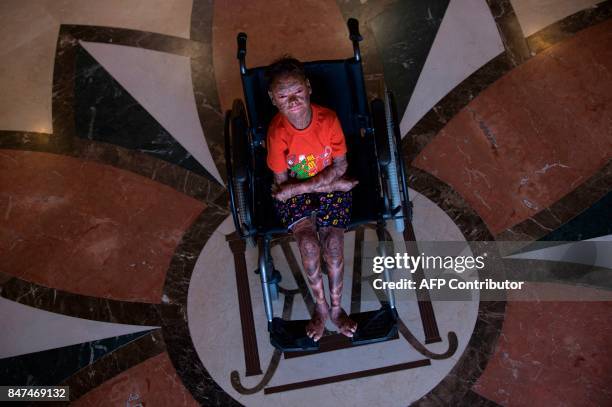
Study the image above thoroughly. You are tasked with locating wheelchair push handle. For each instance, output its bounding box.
[347,18,362,42]
[347,18,362,61]
[237,32,247,74]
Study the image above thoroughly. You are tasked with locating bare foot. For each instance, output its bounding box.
[330,306,357,337]
[306,302,329,342]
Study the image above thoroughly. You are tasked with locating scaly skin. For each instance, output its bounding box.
[268,74,358,203]
[269,73,358,340]
[320,226,357,337]
[292,218,328,341]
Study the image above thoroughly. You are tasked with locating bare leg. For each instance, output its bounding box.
[319,226,357,337]
[292,218,328,341]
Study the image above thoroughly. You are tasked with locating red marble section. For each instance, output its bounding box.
[474,285,612,406]
[413,20,612,234]
[213,0,352,112]
[0,150,204,303]
[72,352,199,407]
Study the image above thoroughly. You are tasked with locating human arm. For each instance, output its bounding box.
[295,154,357,194]
[303,154,348,190]
[271,170,289,199]
[272,155,358,201]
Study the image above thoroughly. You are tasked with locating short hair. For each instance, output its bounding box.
[264,56,307,90]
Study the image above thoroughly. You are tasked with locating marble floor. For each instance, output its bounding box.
[1,1,611,406]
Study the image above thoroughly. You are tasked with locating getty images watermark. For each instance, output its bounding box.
[361,240,612,301]
[371,251,524,291]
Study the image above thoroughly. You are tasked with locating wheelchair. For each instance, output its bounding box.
[225,19,412,352]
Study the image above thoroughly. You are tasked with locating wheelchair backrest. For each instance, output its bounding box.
[241,59,370,144]
[241,59,383,230]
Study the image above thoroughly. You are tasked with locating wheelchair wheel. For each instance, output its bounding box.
[383,88,405,233]
[225,99,256,247]
[372,89,408,233]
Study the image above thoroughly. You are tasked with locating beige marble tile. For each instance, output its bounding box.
[505,236,612,269]
[0,26,57,133]
[81,41,223,184]
[0,297,157,358]
[0,0,192,133]
[400,0,503,136]
[188,189,480,406]
[510,0,601,36]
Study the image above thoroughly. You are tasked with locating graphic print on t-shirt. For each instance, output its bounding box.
[287,146,332,179]
[266,104,347,176]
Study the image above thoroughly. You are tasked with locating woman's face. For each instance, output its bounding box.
[268,74,312,122]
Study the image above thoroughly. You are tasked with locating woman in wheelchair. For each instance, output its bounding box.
[266,57,359,342]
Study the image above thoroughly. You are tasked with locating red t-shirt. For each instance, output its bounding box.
[266,104,347,179]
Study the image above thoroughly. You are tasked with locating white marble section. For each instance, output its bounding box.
[0,0,192,133]
[0,297,157,359]
[187,189,479,406]
[505,234,612,269]
[510,0,602,37]
[399,0,504,136]
[81,41,223,184]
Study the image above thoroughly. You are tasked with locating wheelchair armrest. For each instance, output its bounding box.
[371,99,391,166]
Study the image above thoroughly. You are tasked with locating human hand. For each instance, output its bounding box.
[334,177,359,192]
[272,183,300,202]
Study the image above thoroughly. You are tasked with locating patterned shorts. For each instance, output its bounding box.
[274,191,352,229]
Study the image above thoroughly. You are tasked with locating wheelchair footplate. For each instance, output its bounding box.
[269,318,320,352]
[350,304,398,346]
[269,305,398,352]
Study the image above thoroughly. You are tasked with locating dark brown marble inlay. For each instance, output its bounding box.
[485,0,531,66]
[227,232,262,377]
[0,277,163,326]
[264,358,431,394]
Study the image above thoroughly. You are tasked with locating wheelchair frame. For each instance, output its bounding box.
[225,18,413,352]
